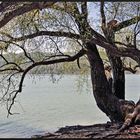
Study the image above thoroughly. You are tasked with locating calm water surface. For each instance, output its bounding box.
[0,74,139,138]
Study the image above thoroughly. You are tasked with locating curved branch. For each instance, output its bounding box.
[19,48,86,92]
[0,68,23,72]
[0,54,23,71]
[1,31,81,42]
[12,42,35,63]
[113,16,140,32]
[7,48,86,115]
[124,67,137,74]
[90,38,140,65]
[0,2,55,29]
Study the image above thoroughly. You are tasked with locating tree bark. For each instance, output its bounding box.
[86,42,124,122]
[105,30,125,100]
[107,53,125,100]
[86,42,140,131]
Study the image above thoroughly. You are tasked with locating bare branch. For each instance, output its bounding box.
[100,0,106,28]
[69,3,85,34]
[0,2,55,29]
[90,27,107,42]
[90,38,140,65]
[124,67,136,74]
[0,2,16,12]
[81,2,88,21]
[1,31,81,42]
[113,3,120,19]
[0,53,8,63]
[12,42,35,63]
[7,48,86,114]
[114,41,136,48]
[0,53,24,72]
[133,7,140,47]
[0,68,22,72]
[113,16,140,32]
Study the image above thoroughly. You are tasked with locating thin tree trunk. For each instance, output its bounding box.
[106,30,125,100]
[107,53,125,99]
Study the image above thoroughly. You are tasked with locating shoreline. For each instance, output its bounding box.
[31,123,140,139]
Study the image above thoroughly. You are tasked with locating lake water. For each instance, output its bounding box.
[0,74,139,138]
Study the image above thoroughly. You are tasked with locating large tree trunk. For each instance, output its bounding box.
[86,42,124,122]
[86,41,140,131]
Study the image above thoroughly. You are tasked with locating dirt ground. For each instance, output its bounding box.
[31,122,140,139]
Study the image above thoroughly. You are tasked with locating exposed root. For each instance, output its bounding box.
[119,99,140,132]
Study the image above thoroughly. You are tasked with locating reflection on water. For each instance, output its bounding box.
[0,74,139,138]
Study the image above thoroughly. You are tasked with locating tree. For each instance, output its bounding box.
[0,1,140,131]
